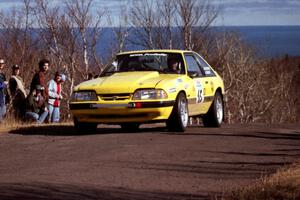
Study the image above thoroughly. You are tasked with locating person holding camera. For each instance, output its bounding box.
[25,85,48,124]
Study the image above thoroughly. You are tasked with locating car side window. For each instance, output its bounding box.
[194,53,215,77]
[184,54,203,77]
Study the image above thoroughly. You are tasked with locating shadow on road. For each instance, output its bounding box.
[205,150,300,157]
[0,182,215,200]
[9,125,167,136]
[181,131,300,140]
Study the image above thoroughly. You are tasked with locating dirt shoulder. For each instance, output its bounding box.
[0,123,299,199]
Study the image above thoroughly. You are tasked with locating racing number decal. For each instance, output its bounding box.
[195,81,204,103]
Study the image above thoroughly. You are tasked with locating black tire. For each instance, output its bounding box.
[74,118,98,132]
[202,92,224,127]
[166,92,188,132]
[120,123,140,132]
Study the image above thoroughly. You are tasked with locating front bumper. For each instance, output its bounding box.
[69,100,175,123]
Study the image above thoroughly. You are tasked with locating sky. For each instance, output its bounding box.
[0,0,299,26]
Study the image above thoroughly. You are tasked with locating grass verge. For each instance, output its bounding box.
[227,161,300,200]
[0,118,73,133]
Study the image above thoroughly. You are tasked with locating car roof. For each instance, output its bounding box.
[117,49,194,56]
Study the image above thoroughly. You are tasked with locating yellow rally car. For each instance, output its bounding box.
[70,50,224,132]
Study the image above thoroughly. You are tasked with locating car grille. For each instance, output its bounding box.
[99,93,131,101]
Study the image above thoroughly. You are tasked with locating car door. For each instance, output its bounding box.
[184,53,214,114]
[184,53,205,115]
[193,53,217,113]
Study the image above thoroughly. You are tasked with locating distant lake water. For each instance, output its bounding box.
[98,26,300,59]
[216,26,300,58]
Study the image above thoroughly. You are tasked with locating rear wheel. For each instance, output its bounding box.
[203,92,223,127]
[74,118,98,132]
[167,92,188,132]
[120,123,140,132]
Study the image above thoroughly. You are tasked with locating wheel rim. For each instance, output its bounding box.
[216,96,223,124]
[179,97,188,127]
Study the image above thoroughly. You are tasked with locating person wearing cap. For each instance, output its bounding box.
[47,72,66,122]
[0,59,9,122]
[30,59,50,99]
[9,65,27,120]
[25,85,48,124]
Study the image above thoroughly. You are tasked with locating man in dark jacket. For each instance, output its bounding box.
[30,59,50,99]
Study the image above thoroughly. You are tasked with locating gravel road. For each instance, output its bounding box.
[0,123,299,200]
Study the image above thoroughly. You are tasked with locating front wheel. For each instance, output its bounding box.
[203,92,224,127]
[74,118,98,132]
[166,92,188,132]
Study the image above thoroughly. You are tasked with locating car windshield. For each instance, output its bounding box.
[101,53,184,76]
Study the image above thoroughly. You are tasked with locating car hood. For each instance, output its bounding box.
[76,71,179,93]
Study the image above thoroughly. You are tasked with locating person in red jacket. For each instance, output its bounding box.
[48,72,65,122]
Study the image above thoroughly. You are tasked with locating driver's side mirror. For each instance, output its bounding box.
[188,71,198,78]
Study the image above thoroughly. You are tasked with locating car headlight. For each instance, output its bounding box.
[132,89,168,100]
[71,91,98,101]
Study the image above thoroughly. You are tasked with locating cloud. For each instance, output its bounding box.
[213,0,300,11]
[212,0,300,25]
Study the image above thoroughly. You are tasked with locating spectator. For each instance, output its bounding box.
[9,65,27,120]
[30,59,50,99]
[25,85,48,124]
[48,72,65,123]
[0,59,9,122]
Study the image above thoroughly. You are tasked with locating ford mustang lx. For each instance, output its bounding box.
[70,50,225,132]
